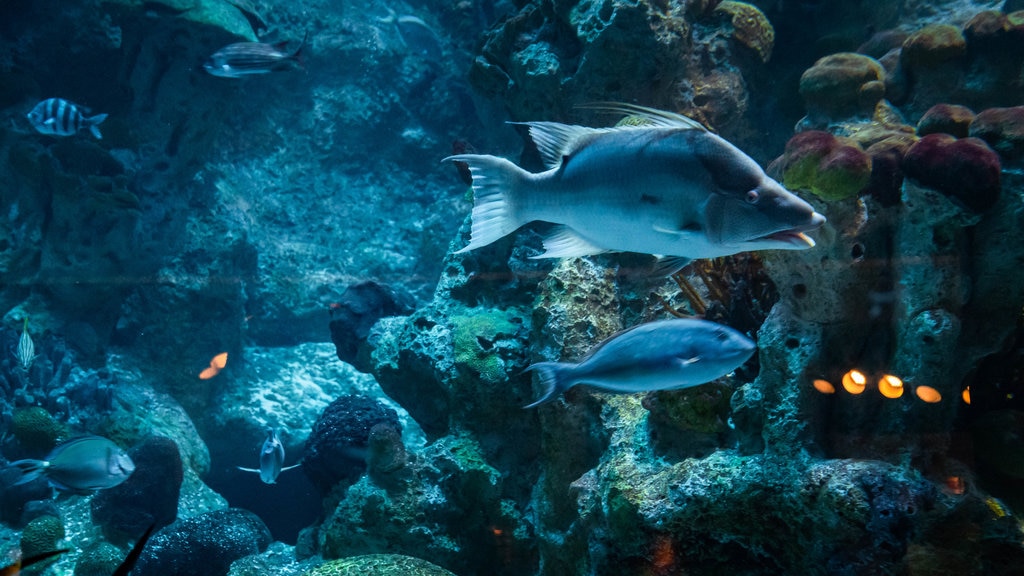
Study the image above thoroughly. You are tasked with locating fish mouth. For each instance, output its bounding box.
[760,213,826,248]
[764,230,816,248]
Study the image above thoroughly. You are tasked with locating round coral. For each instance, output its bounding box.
[900,24,967,69]
[781,131,871,201]
[799,53,886,120]
[902,134,1001,212]
[969,106,1024,162]
[11,407,66,456]
[20,514,65,559]
[917,104,976,138]
[713,1,774,62]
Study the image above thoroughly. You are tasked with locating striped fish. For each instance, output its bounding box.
[27,98,108,139]
[203,35,305,78]
[16,317,35,372]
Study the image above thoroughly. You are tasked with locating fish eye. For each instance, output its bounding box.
[746,190,759,204]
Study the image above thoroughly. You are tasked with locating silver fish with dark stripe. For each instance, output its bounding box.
[27,98,108,139]
[203,36,305,78]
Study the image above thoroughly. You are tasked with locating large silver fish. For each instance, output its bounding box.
[237,427,300,484]
[524,318,756,408]
[203,36,305,78]
[8,435,135,491]
[446,104,825,265]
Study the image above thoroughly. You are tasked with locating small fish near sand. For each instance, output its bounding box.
[524,318,757,408]
[445,104,826,268]
[26,98,108,139]
[203,34,306,78]
[6,435,135,491]
[237,427,301,484]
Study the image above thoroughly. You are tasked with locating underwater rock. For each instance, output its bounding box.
[101,0,257,41]
[863,136,912,207]
[131,508,271,576]
[302,395,401,495]
[799,52,886,122]
[302,554,456,576]
[74,540,124,576]
[781,131,872,201]
[901,133,1001,212]
[91,436,183,543]
[917,103,976,137]
[969,106,1024,162]
[226,541,317,576]
[317,434,535,575]
[329,281,415,372]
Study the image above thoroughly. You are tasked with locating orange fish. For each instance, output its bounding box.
[198,352,229,379]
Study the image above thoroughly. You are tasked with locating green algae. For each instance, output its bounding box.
[301,555,455,576]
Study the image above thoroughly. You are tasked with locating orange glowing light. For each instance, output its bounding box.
[813,379,836,394]
[915,386,942,403]
[962,386,971,405]
[842,370,867,394]
[943,476,966,496]
[198,366,219,380]
[878,374,904,399]
[211,352,229,369]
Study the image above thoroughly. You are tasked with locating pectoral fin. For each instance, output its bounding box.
[533,226,609,258]
[236,466,259,474]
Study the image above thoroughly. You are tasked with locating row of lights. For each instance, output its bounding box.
[812,369,960,404]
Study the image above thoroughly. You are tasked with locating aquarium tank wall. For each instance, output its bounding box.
[0,0,1022,574]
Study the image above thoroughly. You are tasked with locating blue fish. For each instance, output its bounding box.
[524,318,756,408]
[7,435,135,491]
[237,427,300,484]
[27,98,108,139]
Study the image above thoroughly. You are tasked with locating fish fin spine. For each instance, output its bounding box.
[523,362,571,408]
[444,154,528,253]
[511,122,605,170]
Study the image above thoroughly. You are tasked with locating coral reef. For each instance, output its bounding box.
[799,53,886,123]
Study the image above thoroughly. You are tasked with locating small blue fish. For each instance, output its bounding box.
[237,427,300,484]
[27,98,108,139]
[7,436,135,491]
[524,318,756,408]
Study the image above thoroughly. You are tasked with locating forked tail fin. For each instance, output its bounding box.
[443,154,529,253]
[523,362,572,408]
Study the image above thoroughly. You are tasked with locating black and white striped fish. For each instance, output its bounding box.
[203,35,305,78]
[27,98,108,139]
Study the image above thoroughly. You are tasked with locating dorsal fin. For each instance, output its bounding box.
[509,121,612,170]
[576,102,709,131]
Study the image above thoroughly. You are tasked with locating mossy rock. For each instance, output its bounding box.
[451,310,522,385]
[799,53,885,119]
[11,407,66,456]
[781,131,871,201]
[714,1,775,62]
[20,515,65,559]
[302,554,456,576]
[101,0,256,41]
[901,24,966,68]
